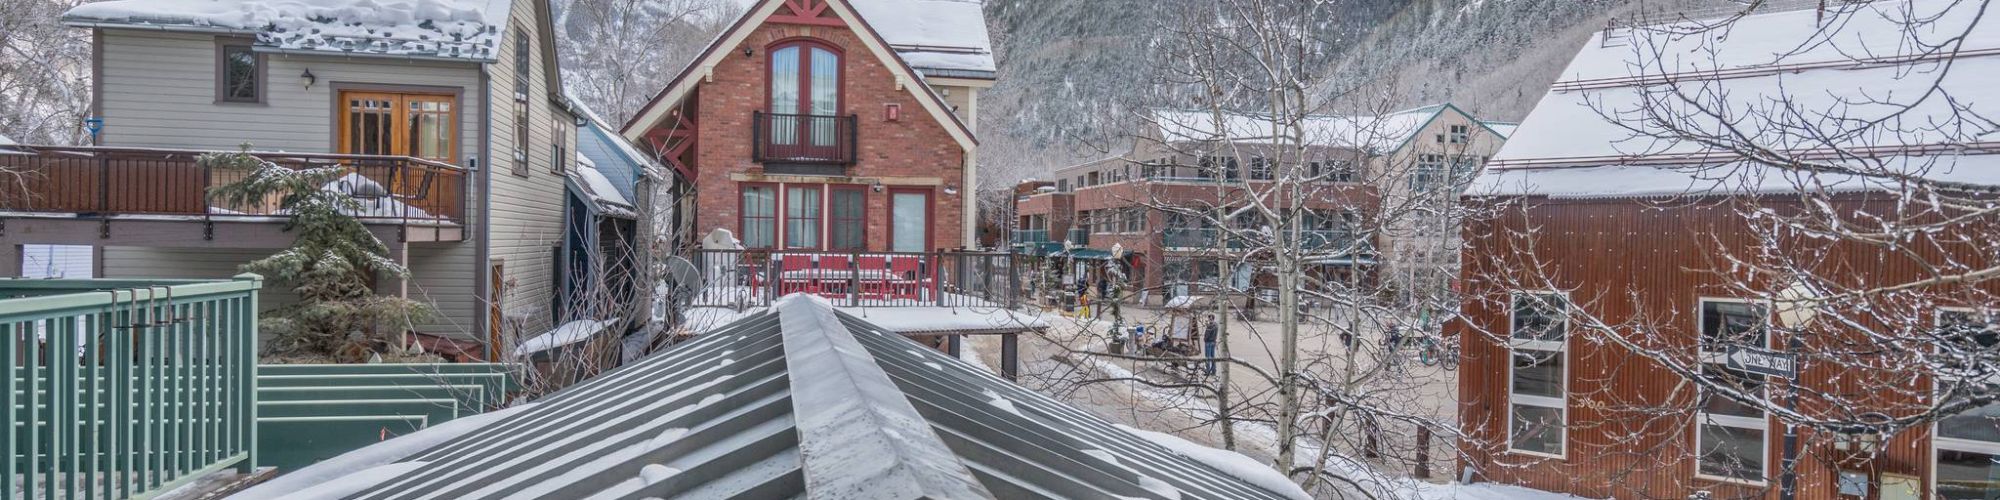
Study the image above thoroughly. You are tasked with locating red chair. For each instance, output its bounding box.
[888,256,935,300]
[779,254,818,295]
[856,254,891,299]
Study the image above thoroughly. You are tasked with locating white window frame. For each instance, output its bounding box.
[1932,306,2000,499]
[1506,290,1569,459]
[1693,296,1772,486]
[1448,124,1471,144]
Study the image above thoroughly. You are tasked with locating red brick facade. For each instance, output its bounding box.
[682,16,968,252]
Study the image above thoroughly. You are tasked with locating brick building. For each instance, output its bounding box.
[1457,3,2000,498]
[1014,105,1509,303]
[622,0,992,253]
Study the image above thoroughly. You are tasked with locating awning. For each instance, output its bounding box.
[1063,248,1115,260]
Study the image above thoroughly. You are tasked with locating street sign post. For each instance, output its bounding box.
[1725,346,1797,379]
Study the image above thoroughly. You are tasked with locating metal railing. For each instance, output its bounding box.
[0,146,467,225]
[1013,229,1049,245]
[691,250,1021,309]
[4,275,262,499]
[1162,228,1360,251]
[752,112,858,165]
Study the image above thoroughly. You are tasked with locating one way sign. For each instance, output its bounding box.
[1725,347,1797,380]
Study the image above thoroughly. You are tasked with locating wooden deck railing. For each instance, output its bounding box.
[0,146,466,225]
[3,275,263,499]
[690,250,1022,309]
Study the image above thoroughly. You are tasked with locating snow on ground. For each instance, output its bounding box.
[233,403,541,500]
[513,318,619,356]
[837,306,1050,333]
[1116,424,1313,500]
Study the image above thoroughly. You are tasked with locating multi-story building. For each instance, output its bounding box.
[621,0,994,253]
[0,0,627,358]
[1015,104,1509,303]
[1457,3,2000,498]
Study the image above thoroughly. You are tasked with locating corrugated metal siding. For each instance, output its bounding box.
[1459,196,1990,499]
[482,0,577,338]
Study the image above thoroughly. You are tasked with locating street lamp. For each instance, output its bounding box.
[1772,279,1821,500]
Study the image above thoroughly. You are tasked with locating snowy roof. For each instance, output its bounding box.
[726,0,996,76]
[1468,153,2000,199]
[570,155,638,219]
[513,317,620,356]
[1151,103,1488,153]
[1480,0,2000,198]
[0,133,14,146]
[63,0,511,61]
[288,295,1300,499]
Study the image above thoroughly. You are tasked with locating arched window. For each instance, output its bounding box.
[769,40,841,153]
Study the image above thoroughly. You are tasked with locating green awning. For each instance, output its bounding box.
[1063,248,1114,260]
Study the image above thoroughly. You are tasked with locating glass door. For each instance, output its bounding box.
[889,189,930,253]
[768,42,840,160]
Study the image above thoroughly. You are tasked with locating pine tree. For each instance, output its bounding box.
[203,148,433,361]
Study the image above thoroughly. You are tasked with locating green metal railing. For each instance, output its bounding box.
[4,274,261,500]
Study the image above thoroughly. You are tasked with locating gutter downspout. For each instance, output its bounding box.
[476,67,494,359]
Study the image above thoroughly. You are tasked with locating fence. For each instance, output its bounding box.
[690,250,1022,309]
[4,275,262,499]
[0,146,466,225]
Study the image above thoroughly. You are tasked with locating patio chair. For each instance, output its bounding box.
[779,253,818,295]
[856,254,892,299]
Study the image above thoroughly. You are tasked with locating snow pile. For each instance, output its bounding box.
[837,306,1050,334]
[65,0,508,61]
[983,389,1022,416]
[1115,424,1312,500]
[514,317,620,356]
[682,306,761,333]
[234,403,540,500]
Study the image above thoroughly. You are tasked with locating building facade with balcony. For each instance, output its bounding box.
[1017,105,1509,304]
[621,0,993,255]
[3,0,590,357]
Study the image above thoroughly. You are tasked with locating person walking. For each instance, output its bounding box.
[1202,314,1220,376]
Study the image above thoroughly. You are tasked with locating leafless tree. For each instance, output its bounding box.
[554,0,738,125]
[0,0,91,145]
[1461,0,2000,497]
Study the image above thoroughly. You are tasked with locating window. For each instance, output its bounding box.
[1124,208,1144,233]
[1056,179,1069,192]
[1938,400,2000,500]
[1448,124,1471,144]
[769,40,841,156]
[218,44,261,103]
[1087,171,1100,186]
[338,91,456,162]
[1223,157,1241,181]
[550,118,568,175]
[741,186,777,249]
[1411,154,1446,192]
[514,27,532,99]
[784,185,822,249]
[1508,292,1567,456]
[1248,157,1272,180]
[513,103,530,176]
[1696,298,1771,483]
[829,186,866,251]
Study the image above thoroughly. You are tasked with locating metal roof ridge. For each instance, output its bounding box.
[773,295,997,500]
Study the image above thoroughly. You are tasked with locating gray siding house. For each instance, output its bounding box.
[0,0,585,358]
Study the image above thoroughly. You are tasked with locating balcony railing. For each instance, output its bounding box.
[4,275,262,499]
[0,146,466,225]
[1013,229,1050,245]
[752,112,857,166]
[688,250,1022,309]
[1162,228,1361,251]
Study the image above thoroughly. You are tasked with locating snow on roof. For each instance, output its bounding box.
[63,0,510,61]
[1482,0,2000,198]
[1150,104,1452,153]
[1468,153,2000,199]
[570,156,637,218]
[1480,121,1517,139]
[513,317,620,356]
[0,133,14,146]
[847,0,996,74]
[285,295,1303,499]
[1116,424,1312,500]
[725,0,995,75]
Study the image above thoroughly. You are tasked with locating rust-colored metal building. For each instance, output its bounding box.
[1456,2,2000,499]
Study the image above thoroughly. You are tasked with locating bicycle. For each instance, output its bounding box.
[1416,337,1459,371]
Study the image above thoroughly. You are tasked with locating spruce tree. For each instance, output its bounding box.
[204,148,433,361]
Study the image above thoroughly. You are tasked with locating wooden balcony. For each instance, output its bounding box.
[0,146,465,226]
[752,112,857,174]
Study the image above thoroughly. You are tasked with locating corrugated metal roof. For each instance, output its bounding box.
[315,295,1297,499]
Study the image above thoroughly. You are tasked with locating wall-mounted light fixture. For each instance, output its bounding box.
[300,68,317,90]
[943,182,959,196]
[743,47,754,58]
[871,180,885,193]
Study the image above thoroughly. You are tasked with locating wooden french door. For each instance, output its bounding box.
[768,41,841,159]
[338,91,457,162]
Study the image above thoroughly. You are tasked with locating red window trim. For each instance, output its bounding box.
[764,38,846,117]
[783,184,825,250]
[886,187,935,253]
[828,184,868,251]
[738,182,781,249]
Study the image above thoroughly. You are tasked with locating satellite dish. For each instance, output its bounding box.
[662,255,703,308]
